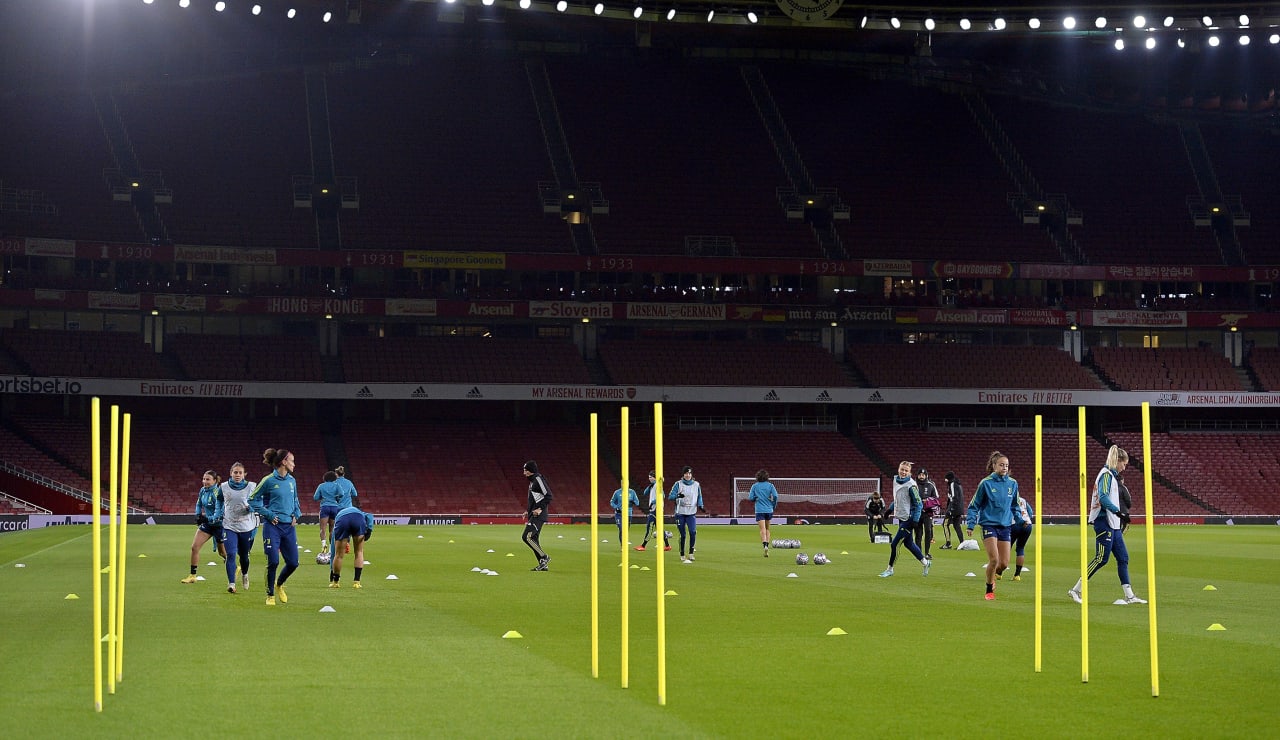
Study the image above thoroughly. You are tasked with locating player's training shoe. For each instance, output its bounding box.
[984,592,996,601]
[1013,575,1022,581]
[634,546,646,551]
[1068,588,1082,604]
[663,545,671,551]
[227,584,236,594]
[265,595,276,606]
[276,585,288,604]
[181,574,197,584]
[922,559,931,577]
[687,553,695,561]
[1125,595,1147,604]
[352,582,362,589]
[328,582,340,589]
[241,572,250,590]
[878,568,894,578]
[763,548,769,558]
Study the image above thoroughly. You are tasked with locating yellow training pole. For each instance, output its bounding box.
[116,412,131,683]
[107,405,119,695]
[590,413,599,679]
[1078,405,1089,683]
[91,397,103,712]
[620,406,630,689]
[1141,402,1161,697]
[1034,414,1043,673]
[654,402,667,706]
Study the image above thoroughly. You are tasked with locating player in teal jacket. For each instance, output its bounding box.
[966,451,1017,600]
[313,470,342,558]
[329,504,374,588]
[747,469,779,556]
[182,470,226,583]
[880,460,929,578]
[610,485,640,544]
[250,448,302,605]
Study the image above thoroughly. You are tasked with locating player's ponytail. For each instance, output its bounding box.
[985,451,1004,475]
[262,448,291,469]
[1106,445,1128,470]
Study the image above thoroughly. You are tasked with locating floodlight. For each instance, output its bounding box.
[890,17,900,29]
[1238,35,1250,45]
[993,17,1005,30]
[1145,37,1156,50]
[706,9,714,21]
[924,18,935,30]
[746,11,757,23]
[1062,16,1076,30]
[323,11,332,22]
[252,4,261,15]
[1094,16,1107,29]
[1132,15,1145,28]
[1163,16,1174,27]
[959,18,971,30]
[1114,38,1124,50]
[556,1,566,11]
[666,8,676,20]
[1238,14,1249,27]
[1027,18,1040,30]
[1208,35,1220,46]
[287,8,296,18]
[634,6,643,18]
[594,3,603,14]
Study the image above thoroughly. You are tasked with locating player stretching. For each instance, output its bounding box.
[329,505,374,589]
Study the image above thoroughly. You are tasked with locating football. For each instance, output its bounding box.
[795,552,809,565]
[813,553,829,565]
[315,551,331,565]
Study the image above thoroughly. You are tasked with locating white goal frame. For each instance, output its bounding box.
[732,477,881,518]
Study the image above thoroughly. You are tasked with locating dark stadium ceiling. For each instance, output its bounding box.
[357,0,1280,35]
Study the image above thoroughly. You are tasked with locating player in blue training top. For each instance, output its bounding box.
[215,462,258,594]
[747,469,779,557]
[1069,446,1147,605]
[1009,494,1034,582]
[183,470,226,583]
[634,471,671,552]
[880,460,930,578]
[668,466,705,563]
[313,470,342,560]
[335,465,358,508]
[328,504,374,589]
[249,447,302,606]
[966,451,1017,601]
[610,483,640,545]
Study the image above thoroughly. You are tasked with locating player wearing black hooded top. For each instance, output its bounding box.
[522,460,553,571]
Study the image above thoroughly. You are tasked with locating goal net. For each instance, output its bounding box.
[732,477,881,518]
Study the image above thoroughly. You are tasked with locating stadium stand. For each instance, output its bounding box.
[1247,347,1280,391]
[326,58,569,252]
[599,339,854,387]
[169,333,323,382]
[848,344,1104,389]
[986,98,1220,264]
[0,328,171,379]
[548,56,820,258]
[1106,431,1280,515]
[764,70,1062,263]
[1198,124,1280,264]
[341,335,591,384]
[1090,347,1244,391]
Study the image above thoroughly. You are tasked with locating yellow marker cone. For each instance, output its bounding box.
[630,564,640,569]
[65,594,80,600]
[640,566,651,571]
[1207,624,1226,631]
[826,627,847,636]
[1203,585,1217,591]
[506,553,515,557]
[664,590,677,596]
[137,554,147,558]
[502,630,524,639]
[100,567,110,574]
[840,551,849,555]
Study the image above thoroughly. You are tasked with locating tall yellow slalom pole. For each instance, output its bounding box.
[116,413,131,683]
[590,413,599,679]
[1034,415,1043,673]
[620,406,630,689]
[1078,405,1089,683]
[107,405,119,695]
[91,398,103,712]
[1141,402,1161,697]
[653,402,667,706]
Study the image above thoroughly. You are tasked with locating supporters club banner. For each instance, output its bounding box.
[1089,310,1187,328]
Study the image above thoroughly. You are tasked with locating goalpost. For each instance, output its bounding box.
[731,477,880,519]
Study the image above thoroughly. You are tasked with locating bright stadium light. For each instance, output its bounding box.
[959,18,971,30]
[215,0,225,7]
[1238,35,1250,45]
[706,9,714,22]
[482,0,495,5]
[634,6,643,19]
[1114,38,1124,50]
[1094,16,1107,29]
[746,11,758,23]
[142,0,154,5]
[1063,16,1076,30]
[252,4,261,15]
[287,8,296,19]
[1238,14,1249,27]
[594,3,604,15]
[1163,16,1174,27]
[860,16,868,28]
[1271,34,1280,44]
[1208,35,1220,46]
[1132,15,1145,28]
[556,1,566,11]
[924,18,935,30]
[520,0,532,9]
[1145,37,1157,50]
[993,17,1006,30]
[1027,18,1040,30]
[323,11,332,22]
[890,17,900,29]
[178,0,190,8]
[1177,37,1186,48]
[666,8,676,20]
[1201,15,1213,27]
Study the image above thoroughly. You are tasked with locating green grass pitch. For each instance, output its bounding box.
[1,523,1276,738]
